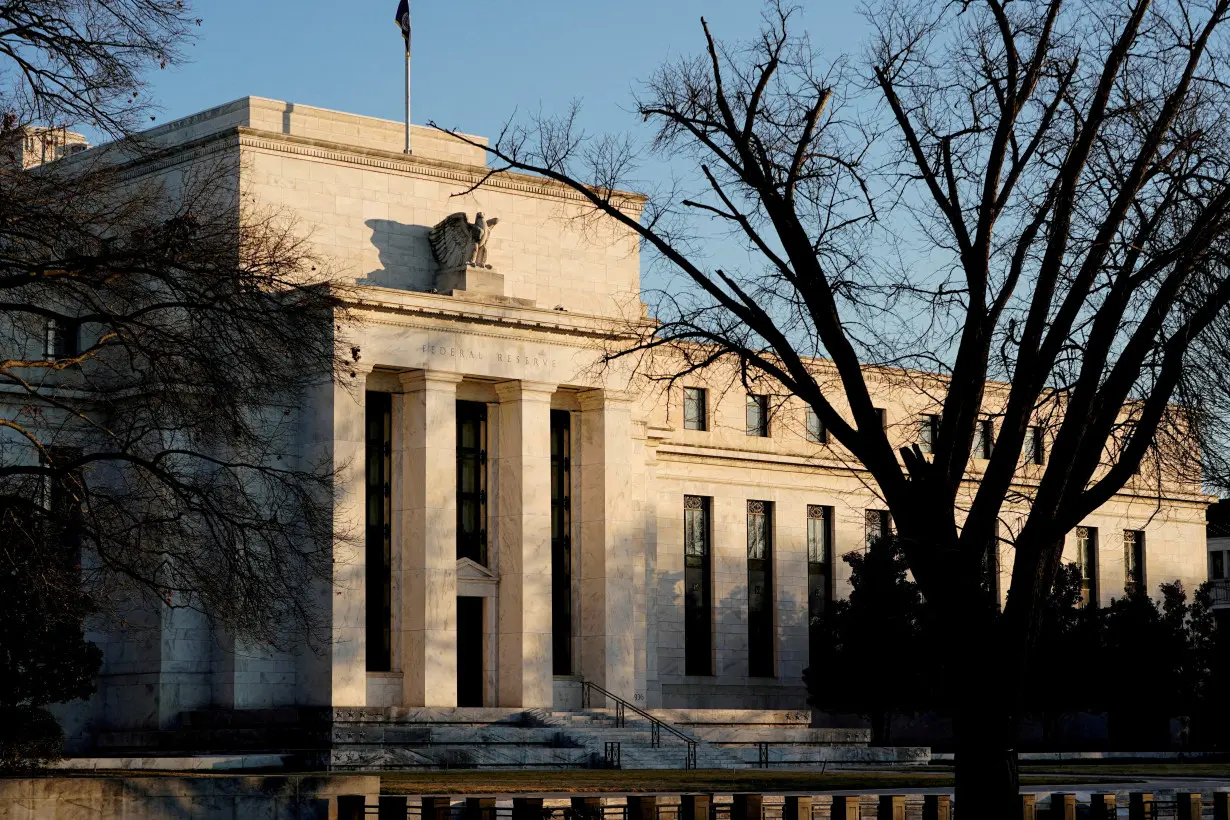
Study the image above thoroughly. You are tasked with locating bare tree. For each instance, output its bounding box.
[434,0,1230,809]
[0,0,350,749]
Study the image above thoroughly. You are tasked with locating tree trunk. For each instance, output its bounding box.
[953,696,1020,814]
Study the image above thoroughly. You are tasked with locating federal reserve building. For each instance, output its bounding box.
[44,97,1212,767]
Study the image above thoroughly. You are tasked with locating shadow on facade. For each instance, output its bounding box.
[363,219,433,291]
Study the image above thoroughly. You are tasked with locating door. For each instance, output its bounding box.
[456,596,485,707]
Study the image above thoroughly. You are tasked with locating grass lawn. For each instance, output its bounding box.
[377,769,1136,795]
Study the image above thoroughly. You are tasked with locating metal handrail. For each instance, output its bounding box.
[579,680,698,769]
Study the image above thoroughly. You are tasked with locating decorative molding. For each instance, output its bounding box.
[494,380,558,402]
[398,370,465,391]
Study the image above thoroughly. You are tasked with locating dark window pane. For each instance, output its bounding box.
[806,408,826,443]
[551,410,572,675]
[748,500,774,677]
[684,496,712,676]
[684,388,707,431]
[746,395,768,437]
[456,401,488,565]
[365,391,393,672]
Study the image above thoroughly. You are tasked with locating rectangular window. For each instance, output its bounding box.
[44,317,79,360]
[683,387,708,431]
[1124,529,1146,597]
[365,392,393,672]
[973,419,994,460]
[1076,526,1099,608]
[807,505,833,639]
[1212,550,1226,581]
[919,414,940,455]
[805,407,827,443]
[456,401,488,565]
[746,394,769,437]
[42,446,83,555]
[684,496,712,676]
[865,508,893,549]
[747,500,774,678]
[1024,425,1045,465]
[875,407,887,429]
[551,410,573,675]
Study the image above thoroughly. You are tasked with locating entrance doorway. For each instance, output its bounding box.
[457,596,485,707]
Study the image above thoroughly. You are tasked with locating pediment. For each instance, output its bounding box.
[457,557,497,582]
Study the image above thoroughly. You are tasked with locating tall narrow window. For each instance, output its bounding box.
[684,496,712,676]
[684,387,708,431]
[865,509,893,549]
[44,317,78,360]
[746,394,769,437]
[973,419,994,459]
[1075,526,1099,608]
[807,505,833,644]
[875,407,887,429]
[747,500,774,677]
[365,392,393,672]
[456,401,488,565]
[1212,551,1226,581]
[1024,426,1045,465]
[1124,530,1146,597]
[919,414,940,455]
[550,410,573,675]
[806,408,827,443]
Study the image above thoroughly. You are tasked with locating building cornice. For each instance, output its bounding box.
[235,127,647,213]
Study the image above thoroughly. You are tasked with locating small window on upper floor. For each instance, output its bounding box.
[1024,425,1045,465]
[919,414,940,455]
[683,387,708,432]
[805,407,827,444]
[1210,550,1225,581]
[44,317,79,360]
[746,394,769,438]
[875,407,887,430]
[973,419,994,460]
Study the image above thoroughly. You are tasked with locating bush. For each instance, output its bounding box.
[0,706,65,771]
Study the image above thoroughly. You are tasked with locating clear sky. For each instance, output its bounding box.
[143,1,865,148]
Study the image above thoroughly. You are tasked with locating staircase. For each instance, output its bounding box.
[530,709,745,770]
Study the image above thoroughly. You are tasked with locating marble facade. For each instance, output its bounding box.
[46,97,1213,746]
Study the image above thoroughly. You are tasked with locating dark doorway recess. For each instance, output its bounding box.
[457,596,485,707]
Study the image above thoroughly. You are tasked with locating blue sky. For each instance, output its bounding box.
[145,1,865,147]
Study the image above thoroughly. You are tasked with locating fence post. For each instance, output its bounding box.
[423,797,452,820]
[830,796,859,820]
[380,796,410,820]
[876,796,905,820]
[1129,793,1154,820]
[467,798,497,820]
[732,794,762,820]
[682,795,712,820]
[1090,794,1116,820]
[514,798,545,820]
[629,796,659,820]
[784,796,811,820]
[1178,794,1203,820]
[337,795,367,820]
[1019,794,1036,820]
[1048,793,1076,820]
[1215,792,1230,820]
[922,795,951,820]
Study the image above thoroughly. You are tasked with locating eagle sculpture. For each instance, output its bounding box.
[429,211,500,270]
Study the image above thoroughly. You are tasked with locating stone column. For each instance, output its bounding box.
[331,363,373,706]
[399,370,464,707]
[495,380,556,708]
[578,389,638,700]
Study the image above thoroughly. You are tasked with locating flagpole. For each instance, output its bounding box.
[404,45,411,154]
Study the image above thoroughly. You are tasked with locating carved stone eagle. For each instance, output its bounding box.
[429,211,500,270]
